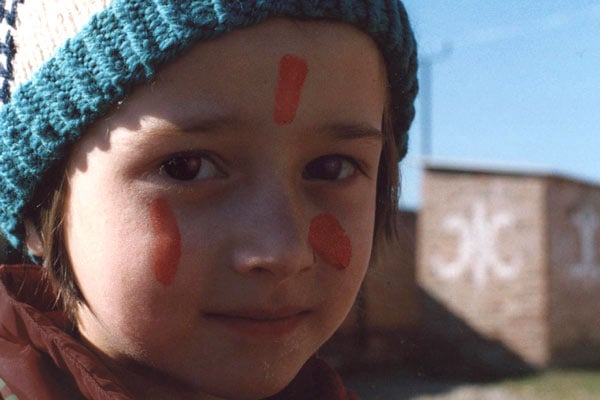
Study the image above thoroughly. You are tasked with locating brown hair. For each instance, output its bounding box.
[374,109,400,241]
[27,162,82,323]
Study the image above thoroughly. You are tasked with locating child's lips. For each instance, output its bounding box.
[203,307,310,337]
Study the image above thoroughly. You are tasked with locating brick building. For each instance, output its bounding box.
[418,160,600,370]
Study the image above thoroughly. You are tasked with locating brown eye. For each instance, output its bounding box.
[303,155,357,181]
[161,154,220,181]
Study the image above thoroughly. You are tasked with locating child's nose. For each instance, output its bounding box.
[230,180,314,280]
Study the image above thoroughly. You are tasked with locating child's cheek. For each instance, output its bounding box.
[308,213,352,270]
[273,54,308,125]
[148,198,182,286]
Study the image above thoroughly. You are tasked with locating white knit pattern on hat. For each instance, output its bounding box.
[1,0,110,102]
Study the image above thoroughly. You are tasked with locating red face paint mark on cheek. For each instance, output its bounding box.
[148,198,182,286]
[308,213,352,270]
[273,54,308,125]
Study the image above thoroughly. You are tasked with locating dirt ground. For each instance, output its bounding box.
[343,369,598,400]
[347,378,522,400]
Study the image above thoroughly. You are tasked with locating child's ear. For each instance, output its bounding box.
[24,219,44,258]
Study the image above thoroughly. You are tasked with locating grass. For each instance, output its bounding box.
[346,368,600,399]
[503,369,600,399]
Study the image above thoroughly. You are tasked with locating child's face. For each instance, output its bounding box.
[63,18,386,399]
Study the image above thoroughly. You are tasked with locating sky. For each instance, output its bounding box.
[398,1,600,209]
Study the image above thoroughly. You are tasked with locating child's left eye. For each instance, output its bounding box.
[302,155,359,181]
[160,153,223,181]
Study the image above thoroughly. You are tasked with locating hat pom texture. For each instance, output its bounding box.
[0,0,417,248]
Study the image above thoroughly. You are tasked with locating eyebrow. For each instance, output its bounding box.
[137,115,383,144]
[130,114,253,144]
[171,114,246,135]
[318,122,383,142]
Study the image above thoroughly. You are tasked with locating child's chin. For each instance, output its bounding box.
[180,359,302,400]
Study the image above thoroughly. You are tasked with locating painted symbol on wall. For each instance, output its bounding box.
[431,200,522,288]
[570,204,600,279]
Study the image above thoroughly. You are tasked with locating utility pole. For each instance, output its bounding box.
[420,43,452,158]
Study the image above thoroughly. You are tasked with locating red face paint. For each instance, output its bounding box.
[273,54,308,125]
[149,198,181,286]
[308,213,352,270]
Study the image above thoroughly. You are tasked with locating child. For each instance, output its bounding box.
[0,1,417,399]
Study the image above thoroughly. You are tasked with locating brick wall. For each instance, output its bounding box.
[546,177,600,365]
[418,168,549,367]
[418,164,600,370]
[364,210,419,333]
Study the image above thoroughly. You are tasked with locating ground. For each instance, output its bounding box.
[344,368,600,400]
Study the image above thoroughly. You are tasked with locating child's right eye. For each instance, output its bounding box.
[160,153,223,181]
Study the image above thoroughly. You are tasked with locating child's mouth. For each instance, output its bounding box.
[203,307,310,338]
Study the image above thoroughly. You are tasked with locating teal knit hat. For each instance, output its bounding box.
[0,0,418,249]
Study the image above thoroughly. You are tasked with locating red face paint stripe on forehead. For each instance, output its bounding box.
[149,198,181,286]
[308,213,352,270]
[273,54,308,125]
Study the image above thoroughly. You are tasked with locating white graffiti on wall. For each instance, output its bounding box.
[570,204,600,278]
[431,200,522,288]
